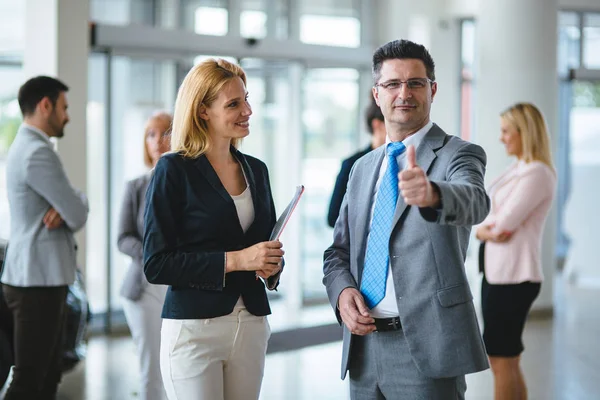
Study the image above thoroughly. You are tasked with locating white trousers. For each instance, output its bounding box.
[160,307,271,400]
[122,283,168,400]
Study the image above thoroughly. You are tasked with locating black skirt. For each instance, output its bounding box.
[479,242,541,357]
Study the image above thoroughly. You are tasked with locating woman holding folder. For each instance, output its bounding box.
[143,58,284,400]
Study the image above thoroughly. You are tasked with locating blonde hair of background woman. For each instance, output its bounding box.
[171,58,247,159]
[500,102,554,170]
[143,110,173,168]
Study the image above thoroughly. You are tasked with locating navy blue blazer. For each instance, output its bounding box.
[143,148,281,319]
[327,145,372,227]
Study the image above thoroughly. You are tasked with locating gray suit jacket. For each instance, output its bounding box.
[1,125,88,287]
[117,173,151,301]
[323,124,490,379]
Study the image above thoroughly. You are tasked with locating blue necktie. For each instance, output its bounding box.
[360,142,406,309]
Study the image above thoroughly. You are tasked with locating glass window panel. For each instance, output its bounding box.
[0,2,24,60]
[583,13,600,69]
[460,20,475,77]
[241,10,267,38]
[300,15,360,48]
[301,68,359,303]
[558,11,581,76]
[238,59,293,307]
[564,81,600,282]
[460,20,475,141]
[90,0,157,26]
[86,53,109,315]
[180,0,229,35]
[299,0,360,47]
[108,57,176,315]
[0,66,23,240]
[240,0,287,39]
[195,6,228,35]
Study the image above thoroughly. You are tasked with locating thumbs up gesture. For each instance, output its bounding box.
[398,145,440,208]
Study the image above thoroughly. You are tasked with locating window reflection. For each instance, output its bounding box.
[299,0,360,47]
[583,13,600,69]
[0,66,23,240]
[302,68,359,303]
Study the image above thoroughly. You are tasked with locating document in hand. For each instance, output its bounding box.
[269,185,305,240]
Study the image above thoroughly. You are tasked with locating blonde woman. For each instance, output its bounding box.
[117,111,172,400]
[142,59,284,400]
[476,103,556,400]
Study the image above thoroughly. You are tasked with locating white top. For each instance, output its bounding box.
[231,168,255,307]
[368,121,433,318]
[231,186,254,233]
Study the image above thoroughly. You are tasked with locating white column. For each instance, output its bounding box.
[475,0,558,313]
[24,0,90,271]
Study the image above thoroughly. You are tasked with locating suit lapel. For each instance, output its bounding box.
[392,124,446,228]
[355,148,385,284]
[233,148,261,222]
[192,154,232,203]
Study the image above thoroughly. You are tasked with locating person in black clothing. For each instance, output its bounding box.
[143,58,284,400]
[327,98,387,227]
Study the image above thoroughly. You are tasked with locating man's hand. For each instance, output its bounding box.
[398,145,440,208]
[43,207,64,230]
[338,288,376,335]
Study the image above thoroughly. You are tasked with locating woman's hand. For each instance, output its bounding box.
[227,241,284,277]
[476,224,512,243]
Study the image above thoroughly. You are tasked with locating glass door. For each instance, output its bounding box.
[563,80,600,285]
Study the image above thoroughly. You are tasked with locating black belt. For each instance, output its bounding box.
[374,316,402,332]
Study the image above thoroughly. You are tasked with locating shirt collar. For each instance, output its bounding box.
[385,120,434,152]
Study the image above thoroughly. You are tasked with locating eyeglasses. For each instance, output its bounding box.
[374,78,434,92]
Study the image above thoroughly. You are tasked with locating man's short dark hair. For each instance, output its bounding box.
[372,39,436,83]
[18,76,69,117]
[365,97,384,134]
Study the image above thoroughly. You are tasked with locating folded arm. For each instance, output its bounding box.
[26,146,88,231]
[490,167,555,234]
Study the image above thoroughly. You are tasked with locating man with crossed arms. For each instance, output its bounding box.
[323,39,490,399]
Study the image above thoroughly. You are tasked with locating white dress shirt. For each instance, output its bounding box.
[368,120,434,318]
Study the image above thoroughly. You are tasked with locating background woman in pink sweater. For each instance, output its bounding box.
[476,103,556,400]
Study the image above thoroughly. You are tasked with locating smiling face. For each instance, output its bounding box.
[500,117,523,158]
[372,58,436,139]
[200,77,252,143]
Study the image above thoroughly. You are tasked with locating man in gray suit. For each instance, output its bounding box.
[323,39,490,399]
[1,76,88,399]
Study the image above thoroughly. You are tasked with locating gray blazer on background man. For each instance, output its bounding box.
[323,124,490,379]
[117,173,152,301]
[2,124,88,287]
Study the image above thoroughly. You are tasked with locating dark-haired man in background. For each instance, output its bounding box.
[1,76,88,399]
[327,98,387,228]
[323,39,490,399]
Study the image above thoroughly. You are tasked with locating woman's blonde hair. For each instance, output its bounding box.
[500,102,554,169]
[171,58,247,158]
[143,111,173,168]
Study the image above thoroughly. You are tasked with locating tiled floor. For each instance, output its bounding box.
[8,278,600,400]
